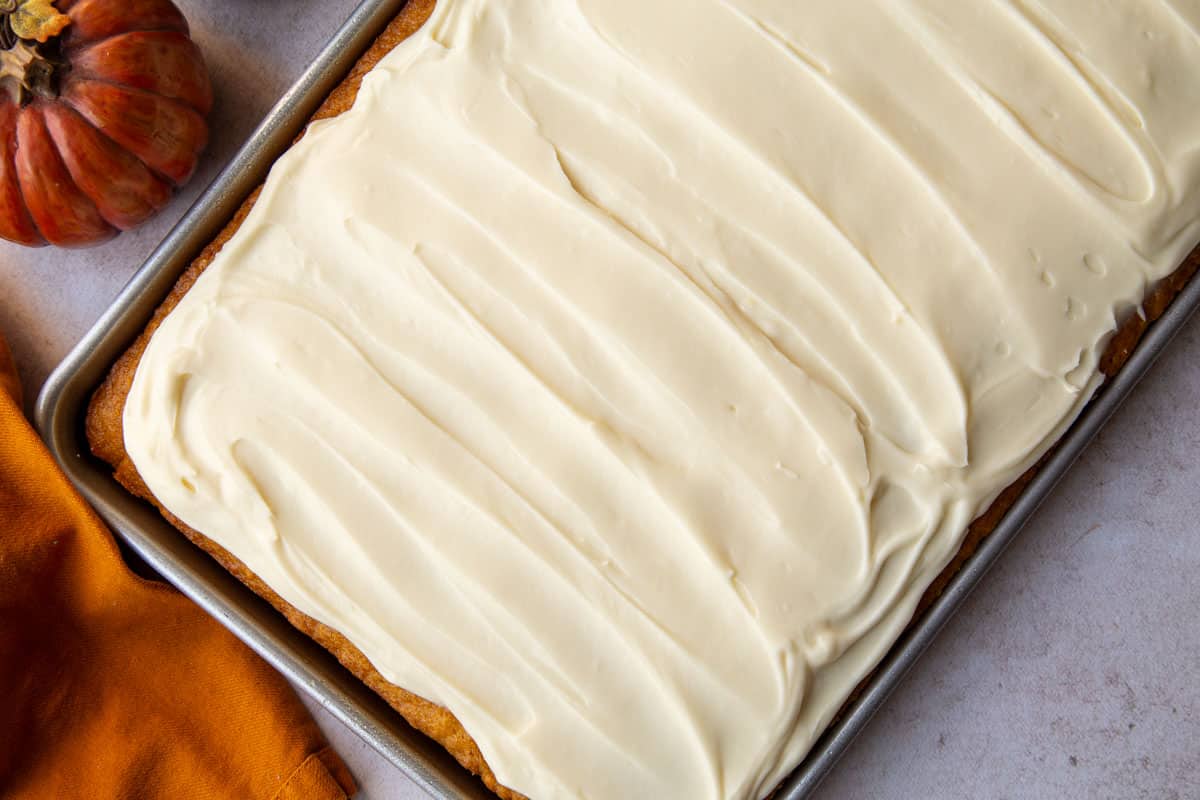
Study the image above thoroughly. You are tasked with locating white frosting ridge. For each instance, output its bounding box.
[124,2,1200,798]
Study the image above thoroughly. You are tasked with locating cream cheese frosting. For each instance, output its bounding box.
[124,1,1200,798]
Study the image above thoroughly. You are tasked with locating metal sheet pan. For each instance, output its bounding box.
[34,1,1200,797]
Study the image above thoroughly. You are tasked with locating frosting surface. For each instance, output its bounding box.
[124,2,1200,798]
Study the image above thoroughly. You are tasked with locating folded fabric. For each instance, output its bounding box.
[0,327,356,800]
[0,334,18,412]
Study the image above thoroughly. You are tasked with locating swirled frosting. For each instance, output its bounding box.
[125,2,1200,798]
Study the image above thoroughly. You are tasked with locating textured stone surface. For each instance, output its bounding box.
[3,2,1197,798]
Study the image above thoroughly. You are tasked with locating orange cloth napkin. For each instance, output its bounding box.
[0,330,356,800]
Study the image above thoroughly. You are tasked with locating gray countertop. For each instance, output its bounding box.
[2,2,1195,798]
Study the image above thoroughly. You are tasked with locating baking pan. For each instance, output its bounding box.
[34,0,1200,797]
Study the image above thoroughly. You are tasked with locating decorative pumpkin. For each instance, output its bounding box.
[0,0,211,247]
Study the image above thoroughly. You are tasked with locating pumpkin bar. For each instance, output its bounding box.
[88,1,1200,798]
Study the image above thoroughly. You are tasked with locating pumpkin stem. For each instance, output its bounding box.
[0,0,68,107]
[0,38,60,105]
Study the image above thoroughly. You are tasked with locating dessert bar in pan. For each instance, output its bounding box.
[83,1,1200,798]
